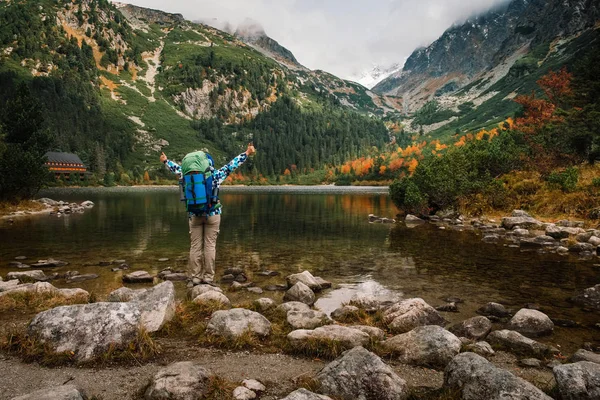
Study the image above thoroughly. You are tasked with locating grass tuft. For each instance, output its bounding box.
[205,376,236,400]
[0,291,89,314]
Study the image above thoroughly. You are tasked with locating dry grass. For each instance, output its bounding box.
[407,388,462,400]
[335,308,386,329]
[205,376,237,400]
[0,326,161,367]
[459,164,600,222]
[0,292,89,314]
[0,200,46,216]
[158,300,228,338]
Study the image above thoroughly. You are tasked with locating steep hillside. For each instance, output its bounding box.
[0,0,396,183]
[373,0,600,136]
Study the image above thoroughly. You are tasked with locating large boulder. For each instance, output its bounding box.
[11,385,84,400]
[316,346,408,400]
[144,361,212,400]
[0,279,20,292]
[206,308,271,339]
[28,302,142,361]
[349,293,380,311]
[382,298,446,333]
[444,352,553,400]
[381,325,461,368]
[448,316,492,340]
[487,330,558,358]
[286,271,322,292]
[6,270,46,282]
[507,309,554,337]
[126,281,176,332]
[571,284,600,311]
[106,287,147,302]
[287,310,331,329]
[279,389,332,400]
[553,361,600,400]
[288,325,370,350]
[283,282,315,305]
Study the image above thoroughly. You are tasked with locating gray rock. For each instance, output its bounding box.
[445,352,552,400]
[507,309,554,337]
[513,228,530,236]
[0,279,19,292]
[193,291,231,307]
[476,302,510,318]
[553,361,600,400]
[382,325,461,368]
[144,361,212,400]
[464,341,495,357]
[242,379,266,393]
[448,316,492,340]
[107,287,147,302]
[435,302,459,312]
[11,385,84,400]
[221,274,236,283]
[383,298,446,333]
[349,325,386,341]
[314,276,332,289]
[576,231,595,243]
[286,271,322,292]
[29,302,142,361]
[283,282,315,305]
[161,273,188,281]
[519,358,542,368]
[588,236,600,246]
[206,308,271,339]
[487,330,558,358]
[288,325,370,350]
[253,298,276,312]
[571,349,600,364]
[287,310,331,329]
[66,273,99,283]
[128,282,176,332]
[189,284,223,299]
[0,281,59,297]
[14,256,27,260]
[569,243,595,252]
[276,301,311,314]
[247,287,263,294]
[331,305,360,321]
[233,386,256,400]
[6,270,46,282]
[80,200,94,208]
[256,270,280,277]
[557,220,585,228]
[30,259,68,268]
[349,293,380,311]
[122,270,154,283]
[482,234,501,243]
[157,258,169,262]
[405,214,424,222]
[279,389,332,400]
[546,225,570,239]
[511,210,531,217]
[316,346,408,400]
[571,284,600,311]
[502,216,543,230]
[58,288,90,301]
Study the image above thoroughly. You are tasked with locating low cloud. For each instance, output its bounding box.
[122,0,511,79]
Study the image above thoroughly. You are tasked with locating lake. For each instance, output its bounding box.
[0,186,598,353]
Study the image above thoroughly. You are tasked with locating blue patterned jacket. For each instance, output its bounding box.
[164,152,248,216]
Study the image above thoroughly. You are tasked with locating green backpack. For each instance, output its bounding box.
[180,151,219,214]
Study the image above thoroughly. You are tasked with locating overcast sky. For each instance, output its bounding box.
[122,0,510,79]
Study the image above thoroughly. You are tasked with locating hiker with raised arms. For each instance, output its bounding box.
[160,143,256,286]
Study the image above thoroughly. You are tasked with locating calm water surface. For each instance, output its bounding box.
[0,186,598,353]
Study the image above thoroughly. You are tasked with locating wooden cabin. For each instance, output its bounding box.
[45,152,88,181]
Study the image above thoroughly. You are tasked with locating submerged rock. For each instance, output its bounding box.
[507,309,554,337]
[65,273,99,283]
[382,325,461,368]
[571,284,600,311]
[30,259,68,268]
[553,361,600,400]
[316,346,408,400]
[145,361,212,400]
[476,302,511,318]
[122,270,154,283]
[206,308,271,339]
[445,352,552,400]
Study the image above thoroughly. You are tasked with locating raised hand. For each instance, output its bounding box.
[160,152,167,163]
[245,143,256,157]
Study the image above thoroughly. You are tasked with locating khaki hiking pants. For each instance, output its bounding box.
[189,214,221,282]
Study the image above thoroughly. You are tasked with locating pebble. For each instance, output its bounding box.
[14,256,27,260]
[158,258,169,262]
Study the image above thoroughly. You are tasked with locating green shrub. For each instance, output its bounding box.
[547,167,579,192]
[592,177,600,187]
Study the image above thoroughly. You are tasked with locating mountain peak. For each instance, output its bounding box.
[234,18,267,41]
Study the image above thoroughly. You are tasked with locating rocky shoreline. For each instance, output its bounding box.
[1,262,599,400]
[1,198,95,222]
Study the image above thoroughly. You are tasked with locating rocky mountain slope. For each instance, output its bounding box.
[0,0,399,179]
[373,0,600,135]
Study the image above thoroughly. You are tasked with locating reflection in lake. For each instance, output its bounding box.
[0,186,598,352]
